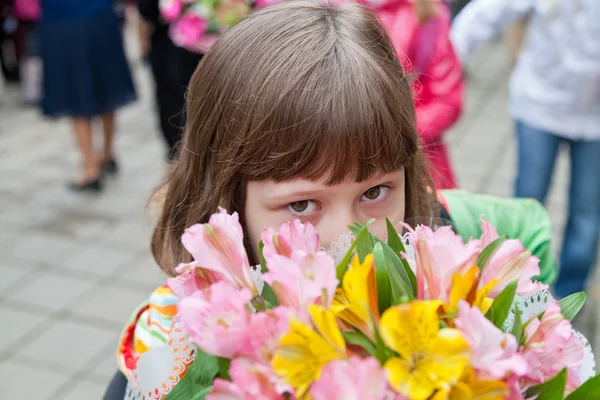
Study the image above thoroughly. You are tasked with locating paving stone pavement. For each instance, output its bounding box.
[0,35,598,398]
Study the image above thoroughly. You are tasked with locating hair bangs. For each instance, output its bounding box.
[233,25,419,185]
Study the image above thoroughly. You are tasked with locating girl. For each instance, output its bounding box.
[106,2,430,397]
[103,1,554,398]
[365,0,464,189]
[40,0,136,192]
[451,0,600,299]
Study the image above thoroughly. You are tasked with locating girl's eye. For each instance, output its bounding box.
[288,200,318,216]
[361,185,389,201]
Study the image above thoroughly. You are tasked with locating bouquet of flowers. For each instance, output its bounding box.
[159,0,277,53]
[130,208,598,400]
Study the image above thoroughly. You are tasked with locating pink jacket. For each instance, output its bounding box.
[369,0,464,188]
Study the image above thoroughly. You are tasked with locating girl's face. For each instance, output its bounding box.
[244,169,406,254]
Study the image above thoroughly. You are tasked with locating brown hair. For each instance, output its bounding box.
[152,0,434,275]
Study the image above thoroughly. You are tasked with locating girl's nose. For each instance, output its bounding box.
[317,206,359,251]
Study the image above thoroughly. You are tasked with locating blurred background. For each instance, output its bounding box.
[0,0,598,399]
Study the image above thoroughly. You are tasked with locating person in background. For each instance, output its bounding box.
[366,0,463,189]
[14,0,41,105]
[451,0,600,298]
[137,0,203,161]
[39,0,137,192]
[0,0,20,83]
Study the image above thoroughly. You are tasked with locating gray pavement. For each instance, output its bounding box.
[0,35,597,399]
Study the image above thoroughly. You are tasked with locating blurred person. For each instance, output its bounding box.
[137,0,202,161]
[0,0,19,82]
[451,0,600,298]
[14,0,41,105]
[505,16,529,67]
[365,0,463,189]
[39,0,137,192]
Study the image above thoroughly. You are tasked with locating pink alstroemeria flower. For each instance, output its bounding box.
[177,281,252,358]
[263,250,338,311]
[455,301,528,380]
[243,307,292,363]
[167,263,221,298]
[181,208,258,295]
[472,217,547,297]
[262,220,320,260]
[520,301,584,391]
[409,225,480,301]
[207,358,285,400]
[310,357,389,400]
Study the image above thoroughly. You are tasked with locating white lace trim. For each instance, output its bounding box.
[322,231,357,264]
[322,231,416,265]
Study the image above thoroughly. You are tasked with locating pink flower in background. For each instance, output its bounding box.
[254,0,286,8]
[208,359,285,400]
[181,208,258,295]
[521,301,583,391]
[167,263,221,298]
[310,357,388,400]
[178,281,252,358]
[160,0,184,21]
[455,301,528,379]
[170,12,210,50]
[263,250,338,311]
[410,225,479,301]
[262,220,320,260]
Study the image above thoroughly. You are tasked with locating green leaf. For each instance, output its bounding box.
[526,369,567,400]
[385,218,404,255]
[354,225,375,262]
[476,236,507,270]
[261,282,279,307]
[485,280,518,329]
[342,331,376,355]
[384,218,417,298]
[217,357,231,380]
[189,386,213,400]
[258,241,268,273]
[559,292,586,322]
[374,236,415,300]
[164,351,219,400]
[565,373,600,400]
[372,242,393,313]
[373,326,394,365]
[336,224,369,282]
[510,304,524,345]
[374,242,412,305]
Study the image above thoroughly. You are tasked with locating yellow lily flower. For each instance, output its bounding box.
[331,254,379,341]
[380,301,471,400]
[430,368,509,400]
[447,266,496,316]
[272,305,346,398]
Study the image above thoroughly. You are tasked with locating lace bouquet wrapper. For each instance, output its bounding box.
[130,208,598,400]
